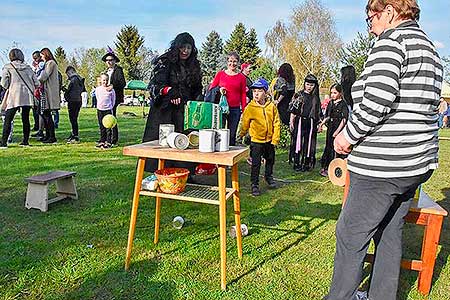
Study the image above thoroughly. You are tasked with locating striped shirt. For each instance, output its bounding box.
[344,20,443,178]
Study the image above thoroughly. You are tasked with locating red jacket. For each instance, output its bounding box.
[210,70,247,110]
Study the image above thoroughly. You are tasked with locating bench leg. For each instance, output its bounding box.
[25,183,48,212]
[56,176,78,199]
[417,215,444,295]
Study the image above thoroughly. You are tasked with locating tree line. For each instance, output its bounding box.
[2,0,449,91]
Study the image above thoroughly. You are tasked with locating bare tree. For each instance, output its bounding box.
[265,0,342,87]
[0,42,22,65]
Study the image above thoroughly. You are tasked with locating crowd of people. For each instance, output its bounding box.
[0,0,446,299]
[0,47,126,149]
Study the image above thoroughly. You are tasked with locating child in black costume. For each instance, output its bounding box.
[289,74,321,172]
[318,83,349,177]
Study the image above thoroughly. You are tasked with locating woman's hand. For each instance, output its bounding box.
[106,85,114,92]
[220,87,227,95]
[170,98,181,105]
[318,125,323,133]
[334,131,352,154]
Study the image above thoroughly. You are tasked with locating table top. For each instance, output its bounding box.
[123,140,249,166]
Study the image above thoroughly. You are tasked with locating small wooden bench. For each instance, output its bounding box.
[364,190,448,295]
[25,171,78,212]
[341,174,447,295]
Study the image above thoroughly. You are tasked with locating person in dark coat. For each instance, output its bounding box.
[340,65,356,110]
[289,74,321,172]
[102,49,126,145]
[142,32,203,173]
[272,63,295,126]
[64,66,85,143]
[318,83,349,177]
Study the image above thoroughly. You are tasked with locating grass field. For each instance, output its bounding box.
[0,106,449,300]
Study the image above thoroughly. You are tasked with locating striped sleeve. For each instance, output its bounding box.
[344,38,405,145]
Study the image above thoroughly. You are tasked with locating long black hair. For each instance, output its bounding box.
[277,63,295,84]
[340,65,356,109]
[166,32,199,66]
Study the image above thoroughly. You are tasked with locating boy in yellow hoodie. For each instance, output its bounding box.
[240,78,281,196]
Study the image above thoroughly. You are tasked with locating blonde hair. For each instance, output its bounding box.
[100,73,109,80]
[366,0,420,21]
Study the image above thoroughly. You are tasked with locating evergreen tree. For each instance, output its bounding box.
[245,28,261,65]
[54,46,69,76]
[224,23,261,68]
[251,57,276,83]
[224,23,250,60]
[115,25,145,80]
[339,32,375,78]
[200,30,224,87]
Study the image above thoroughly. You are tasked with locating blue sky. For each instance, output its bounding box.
[0,0,449,64]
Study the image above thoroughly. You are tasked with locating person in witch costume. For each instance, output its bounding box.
[142,32,203,174]
[289,74,321,172]
[101,47,125,146]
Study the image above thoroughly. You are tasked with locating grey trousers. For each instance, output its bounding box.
[327,170,433,300]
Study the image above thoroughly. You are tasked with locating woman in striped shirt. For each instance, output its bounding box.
[326,1,443,299]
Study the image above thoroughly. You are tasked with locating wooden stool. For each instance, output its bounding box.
[25,171,78,212]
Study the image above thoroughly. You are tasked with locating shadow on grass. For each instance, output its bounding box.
[62,260,175,300]
[229,192,342,286]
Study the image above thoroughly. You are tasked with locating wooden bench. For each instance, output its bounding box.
[364,190,448,295]
[25,171,78,212]
[341,173,447,296]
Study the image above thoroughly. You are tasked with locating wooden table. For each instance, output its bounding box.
[123,141,249,290]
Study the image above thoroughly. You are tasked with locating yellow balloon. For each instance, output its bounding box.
[102,114,117,129]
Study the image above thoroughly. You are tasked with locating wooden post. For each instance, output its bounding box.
[125,157,146,270]
[218,165,227,290]
[231,164,243,259]
[417,215,444,295]
[154,159,165,244]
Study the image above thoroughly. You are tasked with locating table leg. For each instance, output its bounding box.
[154,159,165,244]
[218,165,227,290]
[125,157,146,270]
[417,215,444,295]
[231,164,243,259]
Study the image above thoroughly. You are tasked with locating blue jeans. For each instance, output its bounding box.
[222,107,241,146]
[52,110,59,128]
[438,114,444,128]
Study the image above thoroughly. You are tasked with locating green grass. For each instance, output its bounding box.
[0,107,449,300]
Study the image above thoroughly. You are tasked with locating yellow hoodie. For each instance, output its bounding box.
[240,98,281,145]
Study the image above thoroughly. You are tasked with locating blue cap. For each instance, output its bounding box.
[250,78,269,91]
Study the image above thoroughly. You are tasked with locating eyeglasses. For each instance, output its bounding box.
[365,14,376,28]
[365,12,379,28]
[105,59,115,62]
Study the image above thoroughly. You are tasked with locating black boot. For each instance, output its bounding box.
[265,177,277,189]
[251,185,261,196]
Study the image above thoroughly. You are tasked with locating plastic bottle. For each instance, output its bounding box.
[229,224,248,238]
[172,216,184,229]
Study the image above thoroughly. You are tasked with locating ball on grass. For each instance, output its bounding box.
[102,114,117,129]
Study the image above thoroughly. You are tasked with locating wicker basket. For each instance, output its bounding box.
[154,168,190,194]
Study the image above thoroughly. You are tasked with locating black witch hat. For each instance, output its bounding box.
[101,46,120,62]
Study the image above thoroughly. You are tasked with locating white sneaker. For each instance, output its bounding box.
[355,291,368,300]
